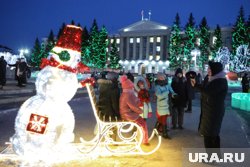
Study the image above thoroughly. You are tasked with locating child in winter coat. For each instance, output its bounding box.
[135,79,152,120]
[119,75,149,145]
[155,73,175,139]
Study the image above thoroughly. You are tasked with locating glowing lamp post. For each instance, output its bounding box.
[19,48,29,58]
[191,49,200,70]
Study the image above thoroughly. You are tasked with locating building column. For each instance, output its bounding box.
[133,37,136,60]
[153,36,156,59]
[139,37,143,60]
[126,37,129,60]
[146,36,150,60]
[160,36,164,60]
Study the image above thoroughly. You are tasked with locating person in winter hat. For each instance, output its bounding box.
[97,72,120,122]
[134,77,152,120]
[119,75,149,144]
[171,68,187,129]
[154,73,176,139]
[191,61,228,156]
[97,72,120,141]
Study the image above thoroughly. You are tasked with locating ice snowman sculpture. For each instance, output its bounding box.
[10,25,90,160]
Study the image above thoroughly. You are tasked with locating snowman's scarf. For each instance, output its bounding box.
[40,57,78,73]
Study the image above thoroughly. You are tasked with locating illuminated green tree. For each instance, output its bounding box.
[211,24,222,60]
[232,6,248,55]
[198,17,210,69]
[86,19,108,68]
[184,13,196,69]
[30,38,41,67]
[45,30,56,54]
[96,26,108,68]
[108,38,122,69]
[81,26,90,65]
[169,13,183,69]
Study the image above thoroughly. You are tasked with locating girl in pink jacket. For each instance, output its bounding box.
[119,75,149,145]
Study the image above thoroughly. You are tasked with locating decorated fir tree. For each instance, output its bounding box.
[211,24,222,60]
[232,6,248,55]
[96,26,108,69]
[184,13,196,69]
[169,13,183,69]
[30,38,41,67]
[87,19,100,67]
[57,23,66,40]
[81,26,91,65]
[45,30,56,54]
[198,17,210,69]
[108,38,122,69]
[86,19,108,69]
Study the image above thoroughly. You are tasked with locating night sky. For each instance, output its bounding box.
[0,0,250,53]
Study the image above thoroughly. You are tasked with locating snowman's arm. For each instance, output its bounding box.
[78,77,96,88]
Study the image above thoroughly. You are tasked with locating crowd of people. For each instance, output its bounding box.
[95,61,229,152]
[0,57,29,89]
[0,57,237,154]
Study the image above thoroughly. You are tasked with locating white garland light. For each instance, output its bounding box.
[230,45,250,73]
[215,47,231,67]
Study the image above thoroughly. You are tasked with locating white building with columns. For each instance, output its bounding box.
[113,19,171,74]
[110,17,233,74]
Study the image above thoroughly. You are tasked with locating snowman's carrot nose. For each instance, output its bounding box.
[77,62,90,73]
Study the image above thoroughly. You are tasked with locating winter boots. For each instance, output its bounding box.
[154,121,171,139]
[154,121,161,131]
[162,125,171,139]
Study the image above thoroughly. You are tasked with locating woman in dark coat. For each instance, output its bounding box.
[192,61,228,151]
[171,68,187,129]
[185,73,196,113]
[241,73,249,93]
[0,56,7,89]
[97,72,120,122]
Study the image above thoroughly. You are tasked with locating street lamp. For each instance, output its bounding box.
[191,49,200,70]
[19,48,29,58]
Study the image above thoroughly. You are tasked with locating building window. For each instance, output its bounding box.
[212,36,217,45]
[136,38,140,43]
[156,55,160,61]
[117,47,120,51]
[150,37,154,43]
[116,38,120,44]
[156,46,161,52]
[110,39,114,43]
[130,38,134,43]
[157,37,161,43]
[149,55,153,60]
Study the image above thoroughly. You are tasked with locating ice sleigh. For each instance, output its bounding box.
[77,83,162,156]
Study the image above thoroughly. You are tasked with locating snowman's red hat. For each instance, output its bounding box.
[49,25,83,68]
[40,24,90,73]
[56,25,82,52]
